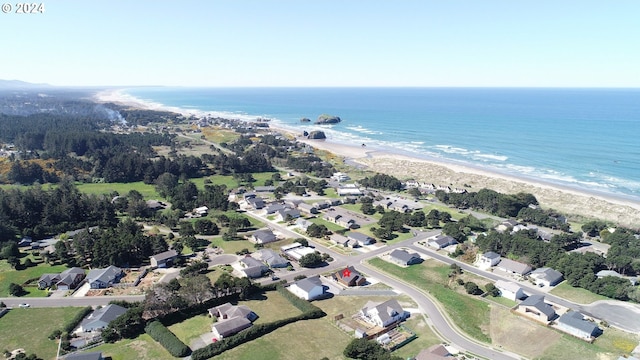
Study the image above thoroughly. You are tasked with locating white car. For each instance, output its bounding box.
[18,303,30,308]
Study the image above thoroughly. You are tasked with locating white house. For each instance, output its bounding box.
[477,251,501,269]
[497,258,532,276]
[288,276,325,300]
[427,235,458,249]
[530,267,564,287]
[360,299,409,328]
[495,280,525,301]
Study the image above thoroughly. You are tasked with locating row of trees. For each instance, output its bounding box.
[436,188,538,218]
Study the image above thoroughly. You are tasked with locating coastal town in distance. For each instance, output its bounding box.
[0,83,639,360]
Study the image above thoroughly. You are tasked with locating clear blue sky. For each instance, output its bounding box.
[1,0,639,87]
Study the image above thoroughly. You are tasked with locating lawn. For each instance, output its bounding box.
[238,291,302,324]
[92,334,174,360]
[549,282,609,304]
[536,327,640,360]
[168,314,212,346]
[0,260,69,297]
[367,257,492,343]
[309,217,348,233]
[75,181,161,199]
[0,307,86,360]
[209,237,255,255]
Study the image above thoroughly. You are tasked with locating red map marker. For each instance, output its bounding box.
[342,268,351,278]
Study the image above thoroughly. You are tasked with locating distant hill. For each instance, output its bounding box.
[0,79,51,89]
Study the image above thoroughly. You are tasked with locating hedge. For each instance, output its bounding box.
[145,321,191,357]
[63,306,93,333]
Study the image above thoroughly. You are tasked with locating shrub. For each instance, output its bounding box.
[145,321,191,357]
[62,306,93,333]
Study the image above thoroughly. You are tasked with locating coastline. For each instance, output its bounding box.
[94,89,640,227]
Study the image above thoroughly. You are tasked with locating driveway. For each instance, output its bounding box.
[209,254,238,266]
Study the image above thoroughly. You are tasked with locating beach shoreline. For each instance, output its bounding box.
[94,89,640,227]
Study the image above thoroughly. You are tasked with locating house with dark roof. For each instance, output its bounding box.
[360,299,409,328]
[150,249,179,268]
[334,266,366,287]
[275,208,301,222]
[249,229,277,244]
[530,267,564,287]
[389,249,422,266]
[209,302,258,322]
[239,256,268,278]
[557,311,601,340]
[288,275,325,300]
[517,295,556,323]
[497,258,532,276]
[263,203,288,215]
[245,197,265,210]
[336,216,358,229]
[477,251,501,269]
[63,352,104,360]
[86,266,124,289]
[38,267,86,290]
[77,304,127,332]
[427,235,458,249]
[414,344,459,360]
[212,316,252,340]
[254,185,276,193]
[347,232,374,247]
[297,202,318,215]
[259,249,289,268]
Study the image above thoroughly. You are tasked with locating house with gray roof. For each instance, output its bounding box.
[293,218,313,231]
[415,344,459,360]
[497,258,532,276]
[288,275,325,300]
[239,256,268,278]
[212,316,253,340]
[347,231,374,247]
[259,249,289,268]
[389,249,422,266]
[297,202,318,215]
[334,266,366,287]
[517,295,556,323]
[336,216,358,229]
[77,304,127,332]
[245,197,265,210]
[150,249,179,268]
[427,235,458,249]
[557,311,601,340]
[330,234,350,247]
[360,299,409,328]
[38,267,86,290]
[530,267,563,287]
[477,251,501,269]
[275,208,300,222]
[263,203,288,215]
[249,229,277,244]
[209,302,257,322]
[86,265,124,289]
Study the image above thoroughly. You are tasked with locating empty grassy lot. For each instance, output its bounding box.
[92,334,174,360]
[549,282,609,304]
[0,307,86,360]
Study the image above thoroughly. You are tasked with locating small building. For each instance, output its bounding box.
[337,185,363,196]
[275,208,301,222]
[495,280,525,301]
[517,295,556,322]
[77,304,127,332]
[331,172,350,182]
[212,316,253,340]
[293,218,313,231]
[347,232,374,247]
[245,197,265,210]
[193,206,209,216]
[388,249,422,266]
[264,203,288,215]
[415,344,458,360]
[288,275,325,300]
[150,249,179,268]
[360,299,409,328]
[209,303,257,322]
[427,235,458,249]
[334,266,366,287]
[336,216,358,229]
[63,352,104,360]
[477,251,501,268]
[239,257,269,278]
[497,258,532,276]
[86,266,124,289]
[250,229,277,244]
[254,185,276,193]
[297,202,318,215]
[557,311,601,340]
[259,249,289,268]
[330,234,350,247]
[530,267,564,287]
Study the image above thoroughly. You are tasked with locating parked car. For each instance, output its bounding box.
[18,303,30,308]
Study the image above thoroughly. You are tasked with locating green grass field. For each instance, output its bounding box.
[209,237,255,255]
[549,282,609,304]
[92,334,174,360]
[0,260,69,297]
[536,326,639,360]
[167,314,212,346]
[75,181,161,199]
[0,307,86,360]
[368,257,492,343]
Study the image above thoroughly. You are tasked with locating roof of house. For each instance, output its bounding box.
[495,280,522,293]
[259,249,289,267]
[297,203,316,210]
[415,344,455,360]
[347,231,372,243]
[240,256,266,269]
[276,208,300,218]
[362,299,405,325]
[61,267,85,276]
[293,275,323,293]
[86,265,122,285]
[150,249,179,263]
[429,235,457,246]
[39,273,60,283]
[389,249,420,263]
[80,304,127,328]
[498,258,532,274]
[558,311,599,335]
[520,295,555,318]
[252,229,276,242]
[482,251,501,260]
[330,234,350,245]
[530,267,563,283]
[63,352,103,360]
[212,316,252,335]
[336,266,363,284]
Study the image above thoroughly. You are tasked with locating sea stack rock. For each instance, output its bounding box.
[300,117,311,123]
[307,130,326,139]
[315,114,341,124]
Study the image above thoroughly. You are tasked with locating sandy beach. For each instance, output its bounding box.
[95,90,640,228]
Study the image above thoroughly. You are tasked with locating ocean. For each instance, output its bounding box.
[122,87,640,201]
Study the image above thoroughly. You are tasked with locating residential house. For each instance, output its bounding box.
[360,299,409,328]
[331,172,350,182]
[530,267,564,287]
[293,218,313,231]
[557,311,601,340]
[388,249,422,266]
[244,197,265,210]
[249,229,277,244]
[259,249,289,268]
[239,256,268,278]
[427,235,458,249]
[77,304,127,332]
[275,208,300,222]
[63,352,104,360]
[334,266,366,287]
[86,266,124,289]
[193,206,209,216]
[145,200,166,211]
[209,302,258,322]
[497,219,519,232]
[323,211,342,223]
[263,203,287,215]
[336,216,357,229]
[347,232,374,247]
[337,184,363,196]
[477,251,501,269]
[497,258,532,276]
[212,316,253,340]
[297,202,318,215]
[254,185,276,193]
[38,267,86,290]
[284,246,316,261]
[17,236,32,247]
[495,280,525,301]
[288,275,325,300]
[414,344,459,360]
[330,234,350,247]
[517,295,556,322]
[149,249,179,268]
[596,270,638,285]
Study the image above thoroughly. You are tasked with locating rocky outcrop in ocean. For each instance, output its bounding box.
[300,117,311,123]
[315,114,341,124]
[307,130,326,139]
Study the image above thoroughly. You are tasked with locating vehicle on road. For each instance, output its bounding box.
[18,303,30,308]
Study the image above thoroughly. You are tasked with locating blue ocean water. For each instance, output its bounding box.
[123,87,640,200]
